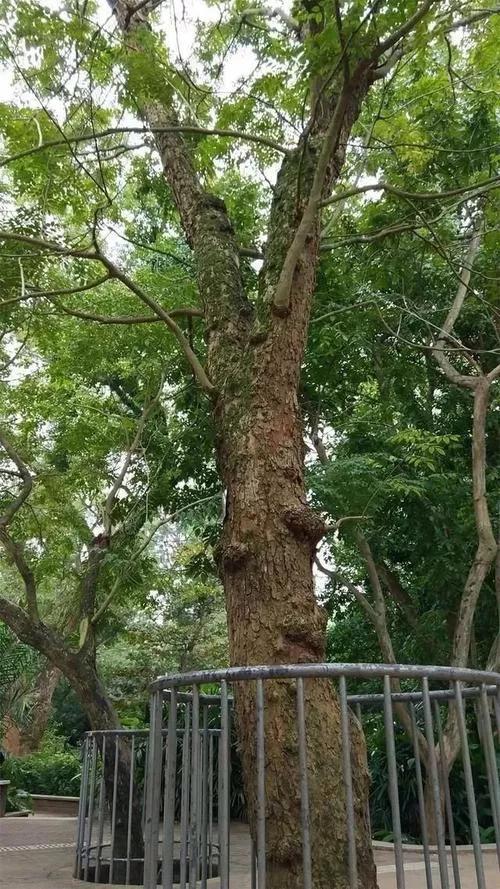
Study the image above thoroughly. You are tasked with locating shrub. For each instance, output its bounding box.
[6,786,32,814]
[0,749,81,796]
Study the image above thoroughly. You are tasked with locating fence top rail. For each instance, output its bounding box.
[348,684,499,707]
[151,662,500,693]
[84,727,223,740]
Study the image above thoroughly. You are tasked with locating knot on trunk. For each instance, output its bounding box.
[283,506,327,546]
[214,541,250,572]
[279,607,327,660]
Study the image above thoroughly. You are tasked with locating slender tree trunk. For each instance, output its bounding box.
[18,662,60,753]
[61,653,144,882]
[0,600,144,882]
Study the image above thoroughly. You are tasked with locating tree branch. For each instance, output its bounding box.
[1,275,111,309]
[320,175,500,208]
[432,218,484,388]
[0,125,288,168]
[44,302,203,325]
[272,81,353,314]
[376,561,419,628]
[452,378,497,668]
[374,1,437,58]
[0,428,33,527]
[241,5,300,33]
[0,230,215,394]
[103,381,163,536]
[445,6,500,32]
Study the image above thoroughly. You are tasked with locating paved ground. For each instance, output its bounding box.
[0,816,498,887]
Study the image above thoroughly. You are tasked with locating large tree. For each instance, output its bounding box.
[0,2,499,886]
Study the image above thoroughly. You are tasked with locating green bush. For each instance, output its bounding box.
[0,750,81,796]
[6,786,32,814]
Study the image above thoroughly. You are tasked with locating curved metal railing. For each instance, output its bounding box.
[75,664,500,887]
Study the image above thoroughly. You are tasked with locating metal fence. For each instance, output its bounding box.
[75,663,500,888]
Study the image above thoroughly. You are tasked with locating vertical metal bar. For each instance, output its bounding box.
[296,678,313,889]
[227,699,232,872]
[256,679,267,889]
[454,682,486,889]
[208,732,214,878]
[479,684,500,867]
[163,689,178,889]
[94,735,107,884]
[197,714,203,879]
[433,701,461,889]
[251,839,257,889]
[125,735,136,886]
[339,676,357,889]
[144,691,163,889]
[141,735,149,835]
[109,734,119,885]
[383,675,405,889]
[180,703,191,889]
[409,704,433,889]
[189,687,201,889]
[75,735,89,880]
[219,680,230,889]
[355,702,372,839]
[422,677,449,889]
[201,705,209,889]
[84,735,98,881]
[494,689,500,736]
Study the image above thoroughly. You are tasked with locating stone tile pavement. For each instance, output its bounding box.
[0,816,498,887]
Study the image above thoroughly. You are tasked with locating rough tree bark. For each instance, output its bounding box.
[17,662,60,754]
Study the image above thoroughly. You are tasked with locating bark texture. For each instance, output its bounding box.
[17,662,60,754]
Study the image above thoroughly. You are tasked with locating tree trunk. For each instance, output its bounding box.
[109,6,378,884]
[17,662,60,753]
[0,600,144,882]
[62,653,144,882]
[215,253,376,886]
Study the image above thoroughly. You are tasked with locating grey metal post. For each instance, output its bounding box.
[94,735,107,884]
[433,700,461,889]
[453,681,486,889]
[179,704,191,889]
[494,690,500,736]
[409,704,433,889]
[219,680,230,889]
[256,679,267,889]
[479,684,500,867]
[189,686,201,889]
[422,677,450,889]
[383,675,405,889]
[339,676,357,889]
[208,732,214,878]
[75,735,89,880]
[163,688,178,889]
[109,735,119,885]
[144,691,163,889]
[125,735,136,886]
[295,677,313,889]
[201,704,209,889]
[83,735,98,881]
